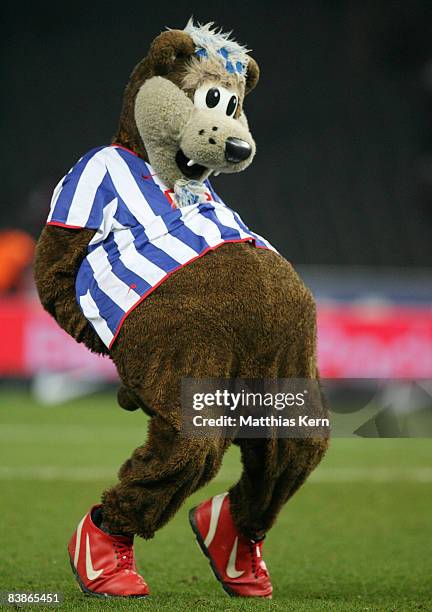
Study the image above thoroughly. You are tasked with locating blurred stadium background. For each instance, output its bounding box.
[1,2,432,609]
[2,1,432,390]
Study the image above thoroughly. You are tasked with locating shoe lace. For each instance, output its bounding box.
[248,540,268,579]
[113,540,135,572]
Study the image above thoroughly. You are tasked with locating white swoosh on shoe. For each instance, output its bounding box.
[226,537,244,579]
[73,517,85,568]
[204,492,227,548]
[86,533,103,581]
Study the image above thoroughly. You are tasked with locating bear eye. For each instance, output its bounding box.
[194,85,238,115]
[226,95,238,117]
[206,88,220,108]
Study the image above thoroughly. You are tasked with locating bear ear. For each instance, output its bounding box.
[148,30,196,76]
[245,56,260,95]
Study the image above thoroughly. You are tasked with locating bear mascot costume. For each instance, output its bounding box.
[34,19,328,600]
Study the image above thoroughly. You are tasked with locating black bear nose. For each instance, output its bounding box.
[225,137,252,163]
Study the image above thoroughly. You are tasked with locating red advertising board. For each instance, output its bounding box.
[1,298,431,379]
[317,304,432,378]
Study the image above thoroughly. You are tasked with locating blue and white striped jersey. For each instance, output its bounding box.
[47,145,275,348]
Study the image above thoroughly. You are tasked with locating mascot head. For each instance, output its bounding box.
[114,19,260,191]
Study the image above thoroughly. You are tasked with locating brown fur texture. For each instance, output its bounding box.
[113,30,260,158]
[114,30,195,157]
[101,242,328,538]
[244,57,260,95]
[34,25,327,543]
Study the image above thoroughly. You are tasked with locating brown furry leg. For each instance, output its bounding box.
[103,296,237,539]
[229,269,328,539]
[102,415,229,538]
[229,435,328,539]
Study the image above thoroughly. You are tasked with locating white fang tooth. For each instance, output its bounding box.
[214,171,221,176]
[187,159,196,167]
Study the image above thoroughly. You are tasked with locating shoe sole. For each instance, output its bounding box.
[68,555,149,599]
[188,506,238,598]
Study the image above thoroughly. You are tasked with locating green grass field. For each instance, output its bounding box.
[1,389,431,611]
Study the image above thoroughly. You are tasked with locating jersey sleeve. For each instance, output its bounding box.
[47,148,114,232]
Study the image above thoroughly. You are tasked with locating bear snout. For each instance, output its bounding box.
[225,137,252,163]
[180,109,256,175]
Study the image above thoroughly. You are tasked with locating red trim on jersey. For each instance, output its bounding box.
[108,237,272,349]
[46,221,86,230]
[110,143,139,157]
[163,189,177,209]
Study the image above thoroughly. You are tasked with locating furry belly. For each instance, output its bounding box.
[111,241,316,366]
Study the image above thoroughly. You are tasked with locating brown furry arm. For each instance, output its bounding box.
[34,225,108,355]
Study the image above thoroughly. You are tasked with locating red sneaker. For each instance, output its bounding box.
[67,505,149,598]
[189,493,272,598]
